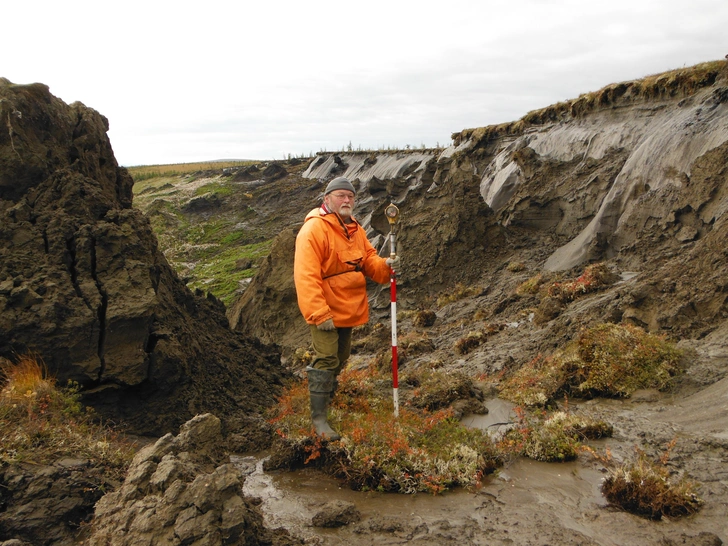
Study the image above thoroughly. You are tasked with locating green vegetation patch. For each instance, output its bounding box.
[499,323,683,406]
[193,181,234,198]
[187,240,271,306]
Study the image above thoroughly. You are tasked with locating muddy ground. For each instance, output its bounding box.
[229,288,728,545]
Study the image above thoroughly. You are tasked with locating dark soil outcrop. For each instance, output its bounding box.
[0,78,288,438]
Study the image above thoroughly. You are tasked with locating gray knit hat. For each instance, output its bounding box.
[324,176,356,195]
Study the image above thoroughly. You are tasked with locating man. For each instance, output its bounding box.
[293,176,399,440]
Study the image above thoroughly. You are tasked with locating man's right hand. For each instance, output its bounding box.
[317,318,335,331]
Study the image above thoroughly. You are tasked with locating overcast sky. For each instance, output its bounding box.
[4,1,727,166]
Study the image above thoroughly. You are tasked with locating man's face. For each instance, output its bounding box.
[325,190,356,219]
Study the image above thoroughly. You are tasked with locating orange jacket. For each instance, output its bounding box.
[294,207,390,327]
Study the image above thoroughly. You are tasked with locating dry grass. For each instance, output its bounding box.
[0,354,135,481]
[127,160,257,181]
[437,283,478,308]
[455,331,488,355]
[455,322,505,355]
[412,309,437,327]
[403,369,476,412]
[516,273,544,296]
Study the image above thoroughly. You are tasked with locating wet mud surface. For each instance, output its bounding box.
[238,395,728,545]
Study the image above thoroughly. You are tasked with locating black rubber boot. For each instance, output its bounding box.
[330,377,339,401]
[307,367,341,441]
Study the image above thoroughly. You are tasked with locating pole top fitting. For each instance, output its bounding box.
[385,203,399,226]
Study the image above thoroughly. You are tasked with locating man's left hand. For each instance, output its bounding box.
[317,318,336,331]
[386,255,401,270]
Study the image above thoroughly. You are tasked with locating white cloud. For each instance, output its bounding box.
[4,0,727,165]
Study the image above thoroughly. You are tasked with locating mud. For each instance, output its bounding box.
[238,391,727,545]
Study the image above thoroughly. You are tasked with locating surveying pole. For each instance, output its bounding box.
[385,203,400,417]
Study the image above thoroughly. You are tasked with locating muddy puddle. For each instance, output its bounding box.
[236,397,727,545]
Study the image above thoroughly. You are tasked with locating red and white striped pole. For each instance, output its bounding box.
[385,203,400,417]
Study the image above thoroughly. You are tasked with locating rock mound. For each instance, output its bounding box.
[84,413,299,546]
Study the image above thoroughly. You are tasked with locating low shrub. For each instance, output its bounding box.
[267,365,501,494]
[545,262,618,303]
[573,323,683,397]
[498,353,569,407]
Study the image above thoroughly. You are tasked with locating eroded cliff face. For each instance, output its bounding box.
[443,62,728,337]
[0,79,287,437]
[228,61,728,357]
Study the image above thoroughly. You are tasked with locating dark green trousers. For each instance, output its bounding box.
[309,325,353,375]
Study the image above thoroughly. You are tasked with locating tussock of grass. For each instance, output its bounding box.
[0,355,135,482]
[412,309,437,327]
[455,331,487,355]
[516,273,544,296]
[398,331,436,358]
[500,407,613,463]
[545,262,618,302]
[403,369,476,412]
[267,366,501,494]
[454,322,505,355]
[590,441,704,520]
[437,283,478,308]
[499,323,683,406]
[290,347,314,368]
[352,322,390,354]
